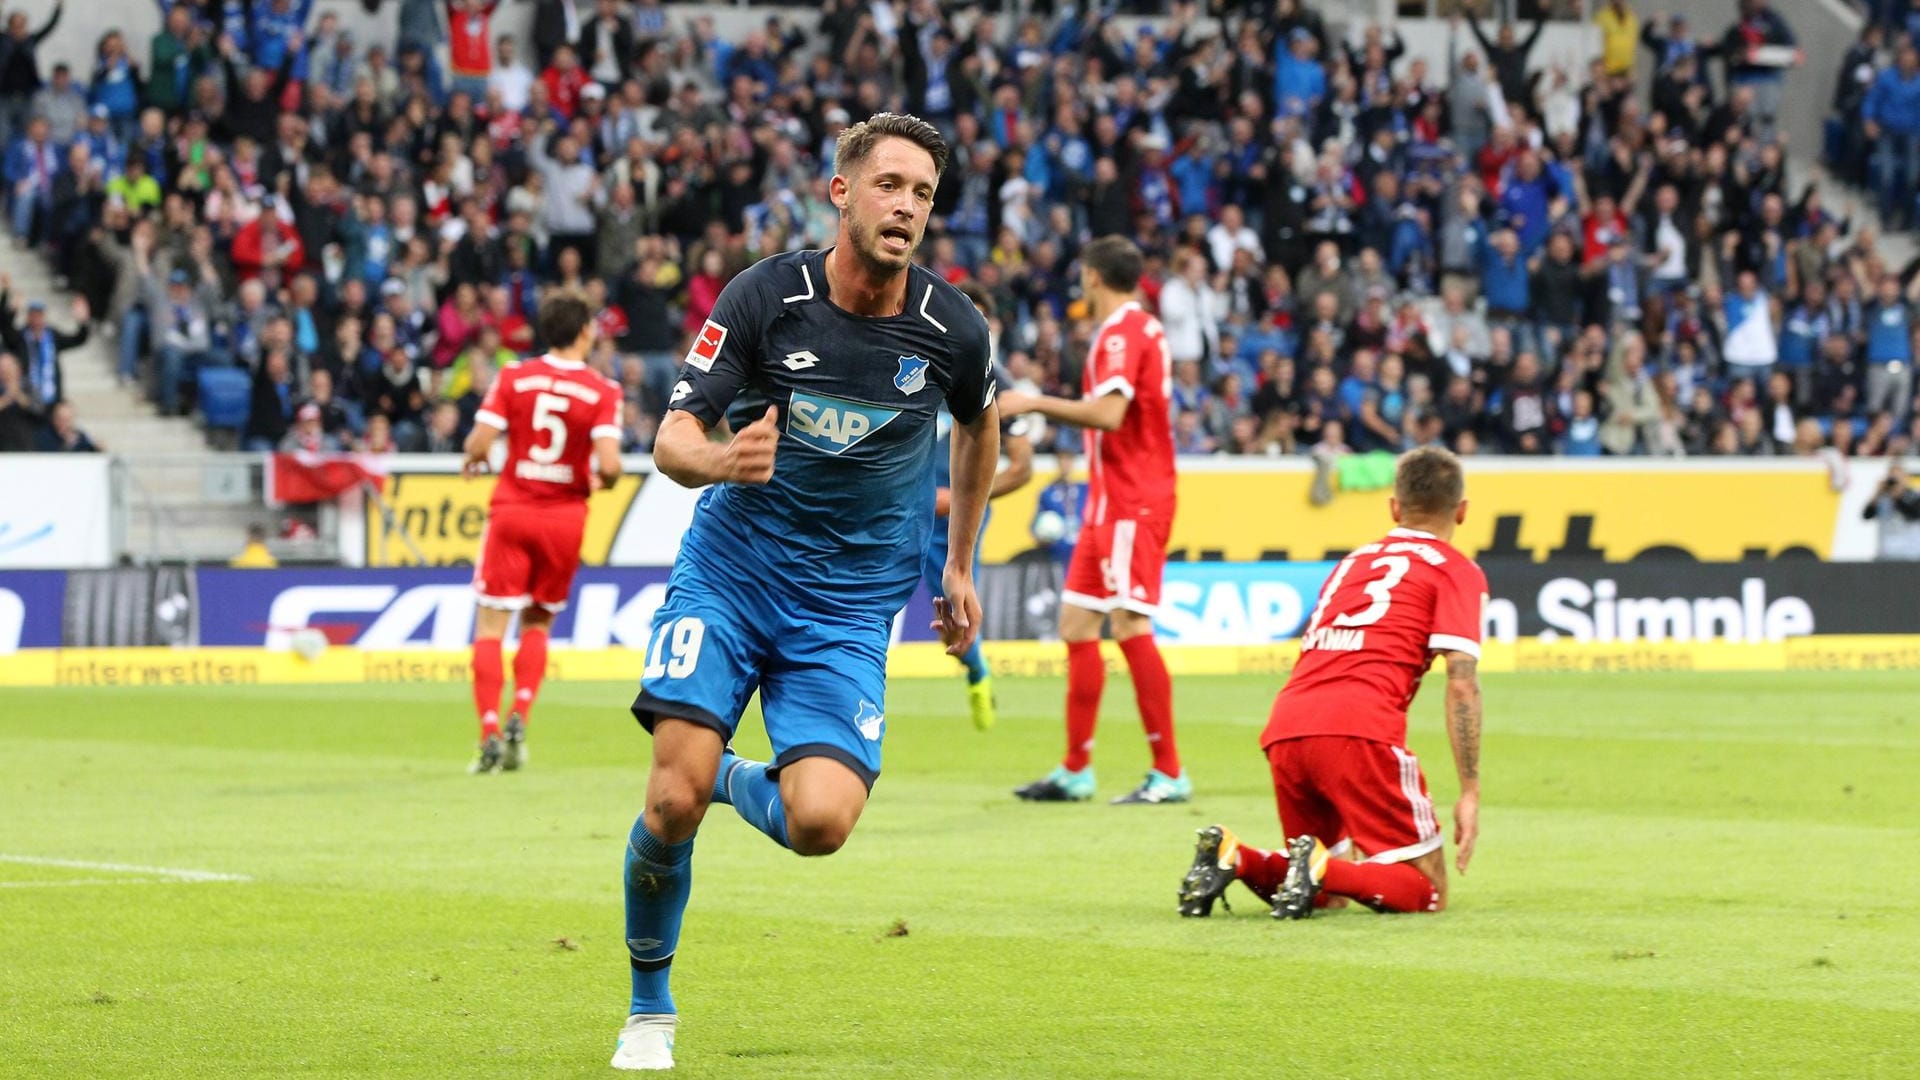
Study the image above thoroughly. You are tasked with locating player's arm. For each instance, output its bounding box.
[936,422,1033,515]
[998,387,1128,432]
[939,402,999,655]
[991,425,1034,498]
[651,273,771,487]
[933,316,1002,656]
[655,407,777,487]
[589,389,625,491]
[592,437,622,490]
[462,378,510,478]
[1442,650,1482,875]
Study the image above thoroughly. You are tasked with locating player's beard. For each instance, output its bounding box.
[850,211,917,276]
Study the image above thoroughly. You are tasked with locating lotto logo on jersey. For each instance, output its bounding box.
[787,392,900,455]
[685,320,728,372]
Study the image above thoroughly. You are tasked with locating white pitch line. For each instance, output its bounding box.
[0,879,179,889]
[0,854,251,883]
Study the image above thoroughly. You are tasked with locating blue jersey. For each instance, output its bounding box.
[671,250,994,618]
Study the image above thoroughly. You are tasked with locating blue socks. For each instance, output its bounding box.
[711,750,790,850]
[624,816,694,1015]
[960,639,988,685]
[626,753,795,1015]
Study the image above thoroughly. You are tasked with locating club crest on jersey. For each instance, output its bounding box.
[787,391,901,455]
[854,700,885,741]
[893,354,930,396]
[685,320,727,372]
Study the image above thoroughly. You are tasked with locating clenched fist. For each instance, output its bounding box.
[724,406,780,484]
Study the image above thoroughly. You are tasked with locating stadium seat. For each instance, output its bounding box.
[198,367,253,439]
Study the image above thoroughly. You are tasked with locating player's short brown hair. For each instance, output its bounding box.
[1080,235,1144,293]
[835,112,950,181]
[537,289,594,350]
[1395,447,1466,516]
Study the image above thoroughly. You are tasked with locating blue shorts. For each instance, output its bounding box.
[631,556,892,790]
[919,507,989,598]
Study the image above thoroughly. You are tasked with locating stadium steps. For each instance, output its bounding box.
[1,254,209,455]
[0,251,270,562]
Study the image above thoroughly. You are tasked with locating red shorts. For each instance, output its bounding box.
[472,504,587,612]
[1265,736,1442,865]
[1063,515,1169,615]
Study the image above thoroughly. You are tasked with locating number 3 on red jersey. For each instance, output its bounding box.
[1297,534,1486,659]
[1306,554,1410,635]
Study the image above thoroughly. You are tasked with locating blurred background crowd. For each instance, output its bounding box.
[0,0,1916,463]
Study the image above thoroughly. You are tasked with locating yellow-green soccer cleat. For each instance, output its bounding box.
[468,733,503,775]
[968,678,997,732]
[1272,834,1331,920]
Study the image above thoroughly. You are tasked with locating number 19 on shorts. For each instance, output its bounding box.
[643,617,706,679]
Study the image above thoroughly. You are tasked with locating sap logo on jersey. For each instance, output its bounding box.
[786,392,900,455]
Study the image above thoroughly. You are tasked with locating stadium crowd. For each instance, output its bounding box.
[0,0,1916,460]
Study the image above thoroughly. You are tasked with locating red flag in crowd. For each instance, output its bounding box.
[266,453,389,505]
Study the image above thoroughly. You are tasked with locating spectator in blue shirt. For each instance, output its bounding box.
[1497,149,1559,255]
[1168,140,1216,220]
[1031,454,1086,566]
[88,33,141,142]
[1477,227,1531,318]
[1273,29,1325,120]
[1335,348,1378,431]
[1559,390,1605,455]
[1864,44,1920,229]
[1864,273,1916,421]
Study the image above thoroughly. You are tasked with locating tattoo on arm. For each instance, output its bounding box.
[1448,655,1480,782]
[1452,696,1480,782]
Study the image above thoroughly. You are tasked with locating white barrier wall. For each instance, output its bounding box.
[0,455,115,568]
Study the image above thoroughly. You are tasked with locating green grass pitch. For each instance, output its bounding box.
[3,672,1916,1078]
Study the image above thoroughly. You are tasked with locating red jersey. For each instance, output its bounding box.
[1083,302,1176,527]
[474,355,622,510]
[447,1,497,78]
[542,66,587,119]
[1263,528,1488,749]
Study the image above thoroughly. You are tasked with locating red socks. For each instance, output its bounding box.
[1062,639,1104,771]
[1232,844,1289,902]
[1063,637,1181,775]
[1324,859,1442,913]
[472,638,503,738]
[512,626,549,721]
[1118,634,1180,776]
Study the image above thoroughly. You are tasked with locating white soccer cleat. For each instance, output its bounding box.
[610,1013,676,1071]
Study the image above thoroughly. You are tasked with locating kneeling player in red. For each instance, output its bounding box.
[1177,447,1484,917]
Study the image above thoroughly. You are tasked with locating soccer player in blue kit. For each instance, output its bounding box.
[611,114,1000,1071]
[923,280,1034,732]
